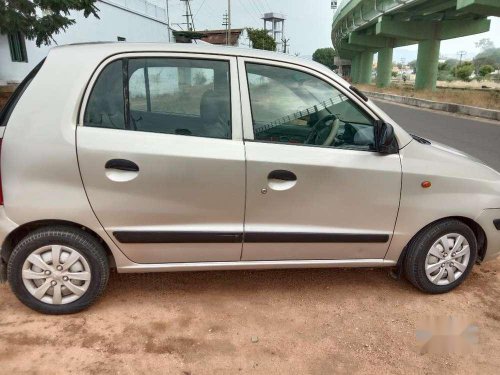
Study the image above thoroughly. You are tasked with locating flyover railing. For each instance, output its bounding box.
[332,0,420,48]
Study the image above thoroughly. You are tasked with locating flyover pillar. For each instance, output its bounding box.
[376,48,393,88]
[358,51,374,84]
[351,54,360,83]
[415,39,441,90]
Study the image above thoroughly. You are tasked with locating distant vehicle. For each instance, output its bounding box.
[1,43,499,314]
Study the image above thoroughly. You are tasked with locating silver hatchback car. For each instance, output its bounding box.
[1,43,499,314]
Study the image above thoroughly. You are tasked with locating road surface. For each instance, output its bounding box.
[375,100,500,172]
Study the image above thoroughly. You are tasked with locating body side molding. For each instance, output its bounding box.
[113,231,390,244]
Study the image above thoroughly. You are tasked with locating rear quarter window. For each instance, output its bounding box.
[0,59,45,127]
[84,60,126,130]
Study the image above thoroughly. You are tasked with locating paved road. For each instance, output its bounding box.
[374,100,500,172]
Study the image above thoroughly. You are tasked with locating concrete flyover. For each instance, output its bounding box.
[331,0,500,90]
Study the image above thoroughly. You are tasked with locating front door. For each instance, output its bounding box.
[77,54,245,264]
[239,59,401,261]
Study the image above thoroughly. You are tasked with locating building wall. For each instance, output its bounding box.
[0,0,171,83]
[236,29,250,48]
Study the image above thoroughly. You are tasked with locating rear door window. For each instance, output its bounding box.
[128,58,231,139]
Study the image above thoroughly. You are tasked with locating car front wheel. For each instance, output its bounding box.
[7,226,109,314]
[404,219,477,294]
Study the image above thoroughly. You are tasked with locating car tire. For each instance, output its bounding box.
[404,219,477,294]
[7,226,109,314]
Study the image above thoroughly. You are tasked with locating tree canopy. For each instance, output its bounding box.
[247,28,276,51]
[475,38,494,51]
[312,48,336,70]
[478,65,495,77]
[0,0,100,47]
[453,62,475,81]
[474,48,500,69]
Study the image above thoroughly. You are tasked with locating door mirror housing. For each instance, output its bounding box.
[375,121,398,154]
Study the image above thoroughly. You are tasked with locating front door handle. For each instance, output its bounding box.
[105,159,139,172]
[268,170,297,181]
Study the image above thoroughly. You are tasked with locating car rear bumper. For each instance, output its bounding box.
[476,209,500,262]
[0,206,18,281]
[0,207,18,249]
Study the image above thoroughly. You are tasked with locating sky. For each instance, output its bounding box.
[161,0,500,60]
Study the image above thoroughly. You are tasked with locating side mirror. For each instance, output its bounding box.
[375,121,398,154]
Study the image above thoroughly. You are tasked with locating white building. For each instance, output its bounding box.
[0,0,172,84]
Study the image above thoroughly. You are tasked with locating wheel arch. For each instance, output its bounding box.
[1,219,115,268]
[396,216,487,267]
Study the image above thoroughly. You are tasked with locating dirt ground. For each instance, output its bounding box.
[0,259,499,375]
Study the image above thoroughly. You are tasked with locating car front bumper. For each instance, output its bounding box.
[476,209,500,262]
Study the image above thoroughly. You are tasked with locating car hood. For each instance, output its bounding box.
[429,140,487,166]
[408,134,500,179]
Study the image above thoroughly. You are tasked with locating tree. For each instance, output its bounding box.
[444,58,459,69]
[453,62,474,81]
[312,48,336,70]
[475,38,494,51]
[247,28,276,51]
[479,65,494,77]
[0,0,100,47]
[474,48,500,69]
[408,60,417,73]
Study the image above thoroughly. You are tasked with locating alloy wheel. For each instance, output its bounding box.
[22,245,91,305]
[425,233,471,286]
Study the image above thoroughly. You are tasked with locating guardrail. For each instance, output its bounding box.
[365,91,500,121]
[102,0,167,22]
[331,0,420,48]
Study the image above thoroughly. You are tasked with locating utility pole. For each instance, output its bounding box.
[222,12,229,45]
[227,0,231,46]
[457,50,467,65]
[282,38,290,54]
[180,0,194,31]
[165,0,171,42]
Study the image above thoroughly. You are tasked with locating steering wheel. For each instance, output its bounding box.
[304,114,340,146]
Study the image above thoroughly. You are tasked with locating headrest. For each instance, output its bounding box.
[200,89,229,123]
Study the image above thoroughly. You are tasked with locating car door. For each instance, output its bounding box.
[238,58,402,261]
[77,53,245,264]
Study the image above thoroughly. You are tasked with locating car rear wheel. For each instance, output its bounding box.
[7,226,109,314]
[404,219,477,294]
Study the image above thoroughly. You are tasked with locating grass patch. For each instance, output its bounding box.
[358,84,500,111]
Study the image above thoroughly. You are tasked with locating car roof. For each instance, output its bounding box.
[51,42,335,77]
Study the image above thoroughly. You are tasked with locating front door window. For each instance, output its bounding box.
[246,63,375,150]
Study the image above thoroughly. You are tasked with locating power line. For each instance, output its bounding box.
[194,0,208,18]
[253,0,266,14]
[193,0,221,28]
[248,0,263,18]
[262,0,271,11]
[237,0,260,23]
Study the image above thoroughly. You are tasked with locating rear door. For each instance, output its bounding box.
[239,58,402,261]
[77,53,245,264]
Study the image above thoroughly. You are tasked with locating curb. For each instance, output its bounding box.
[364,91,500,121]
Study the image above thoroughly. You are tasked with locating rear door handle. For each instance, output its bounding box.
[268,170,297,181]
[105,159,139,172]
